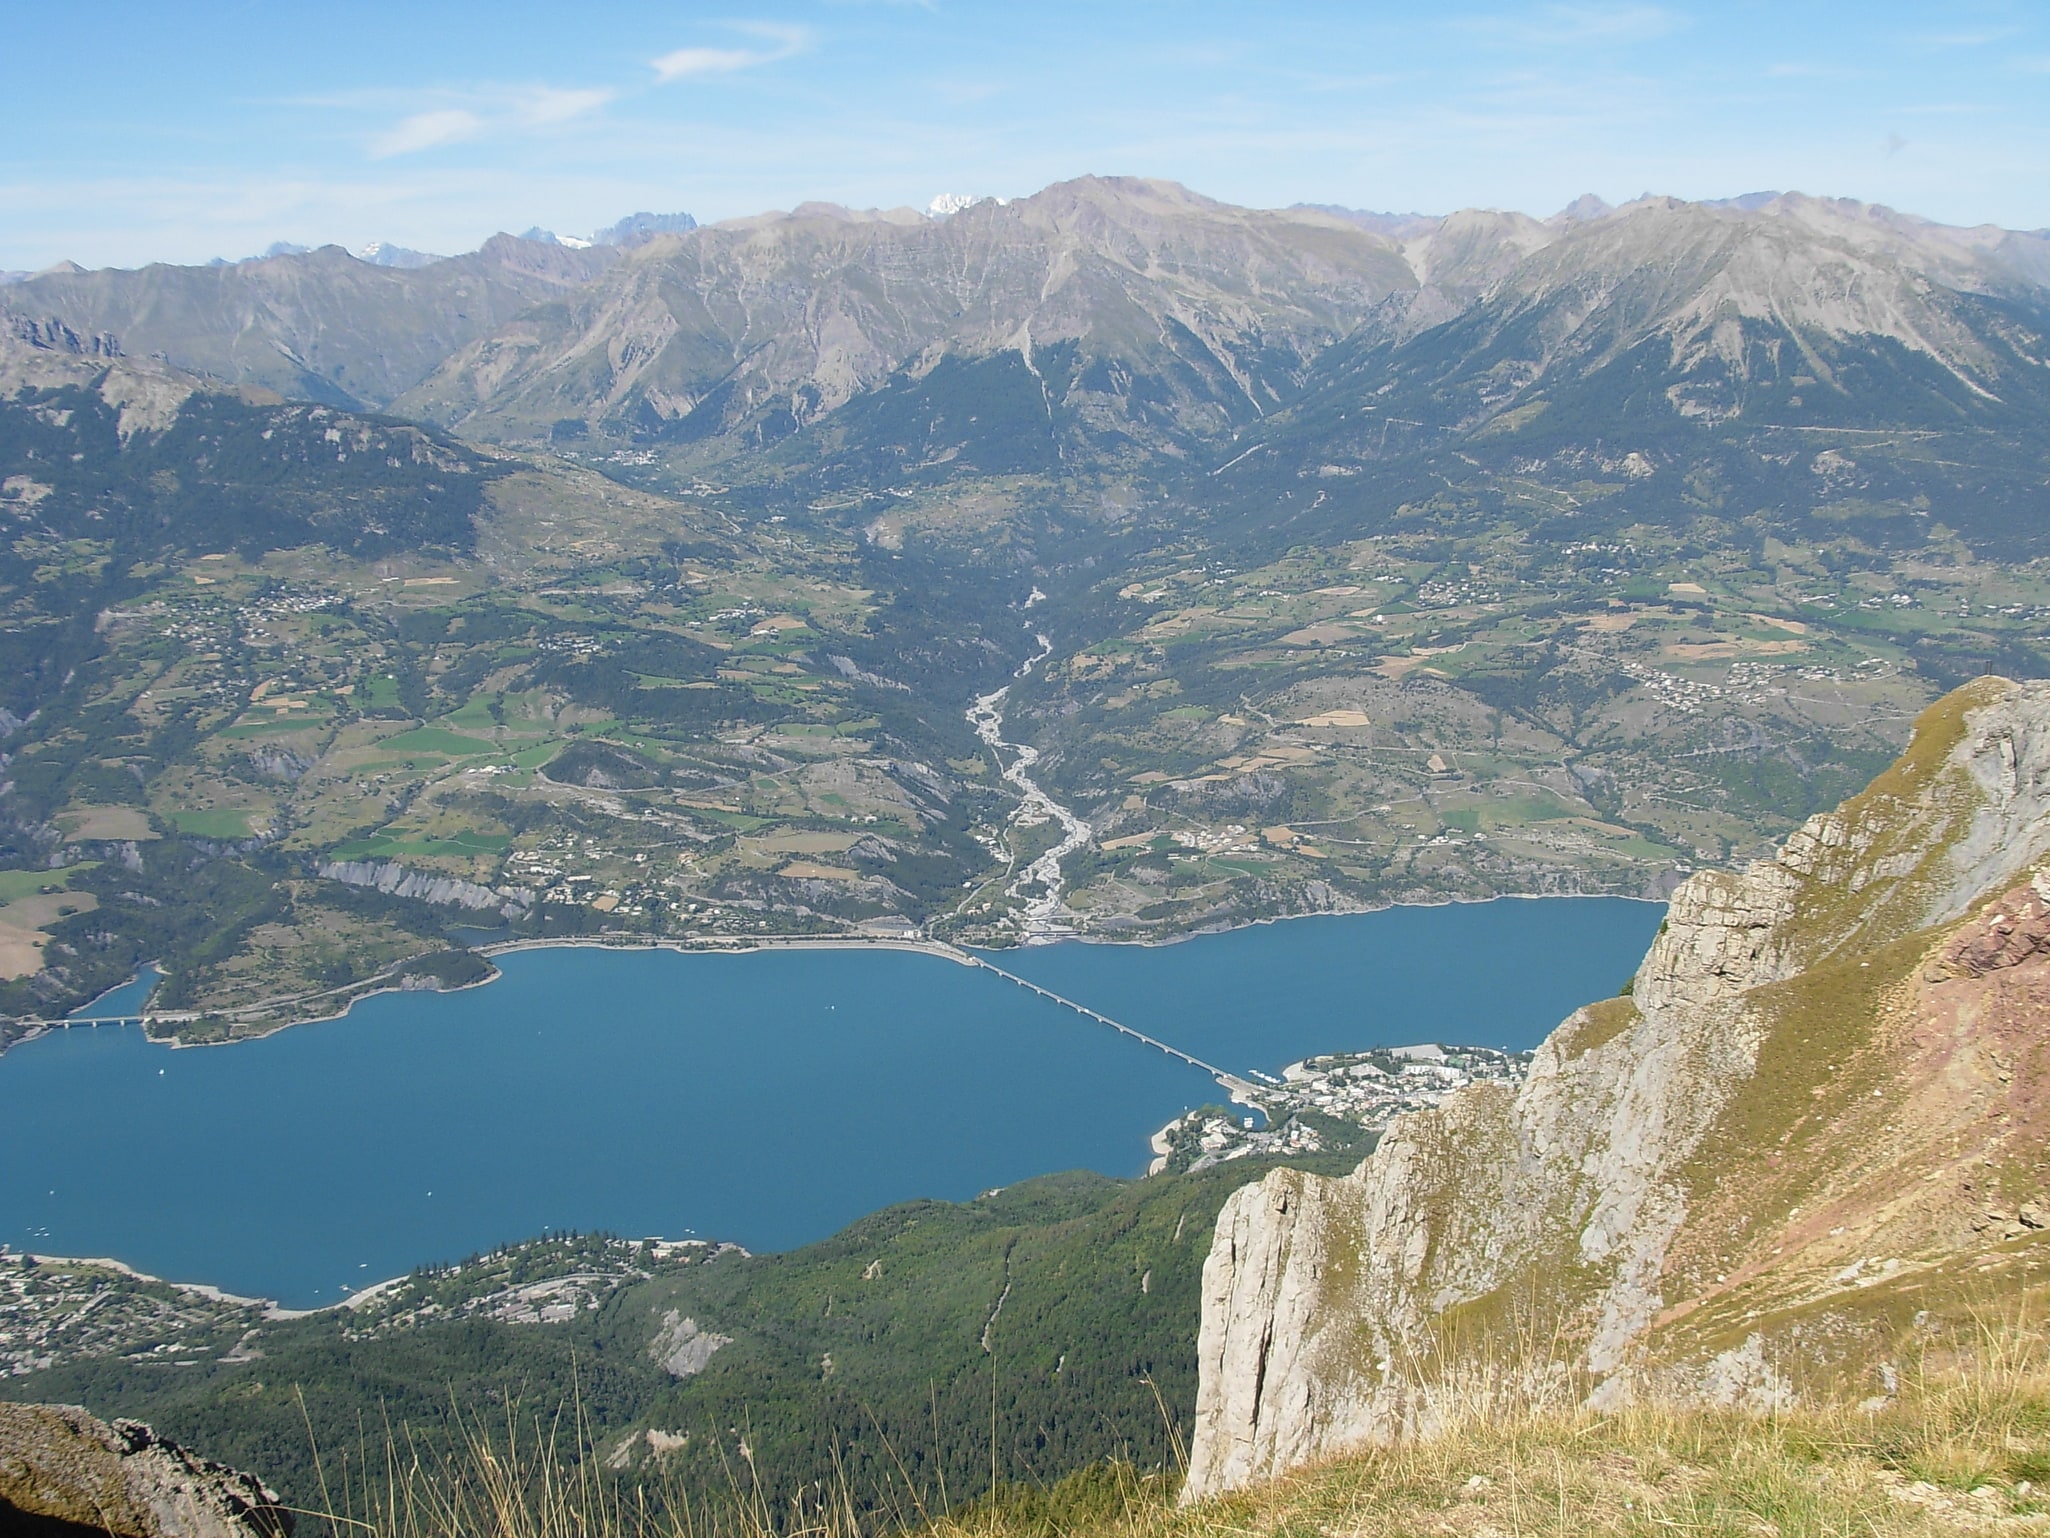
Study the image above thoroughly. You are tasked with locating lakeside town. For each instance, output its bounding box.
[0,1234,734,1378]
[1153,1043,1533,1174]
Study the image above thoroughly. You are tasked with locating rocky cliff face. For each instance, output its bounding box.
[317,858,532,916]
[0,1402,291,1536]
[1185,677,2050,1499]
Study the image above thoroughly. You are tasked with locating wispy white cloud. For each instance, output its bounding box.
[373,109,484,158]
[350,22,809,163]
[1912,27,2024,48]
[652,24,810,83]
[651,46,769,79]
[932,78,1008,107]
[520,87,617,126]
[1454,4,1686,48]
[362,83,615,158]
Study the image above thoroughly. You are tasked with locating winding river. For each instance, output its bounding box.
[966,633,1094,938]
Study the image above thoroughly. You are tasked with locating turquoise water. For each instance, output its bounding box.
[0,898,1660,1307]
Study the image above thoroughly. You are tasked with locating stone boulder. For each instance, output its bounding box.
[0,1402,292,1537]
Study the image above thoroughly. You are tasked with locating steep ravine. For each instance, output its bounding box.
[1184,676,2050,1499]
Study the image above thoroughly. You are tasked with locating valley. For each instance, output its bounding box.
[6,179,2047,1032]
[8,0,2050,1523]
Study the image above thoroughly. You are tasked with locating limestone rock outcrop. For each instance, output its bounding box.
[1185,678,2050,1499]
[318,858,532,916]
[0,1402,291,1536]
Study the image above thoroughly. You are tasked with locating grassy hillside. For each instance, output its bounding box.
[126,1314,2050,1537]
[947,1331,2050,1538]
[2,1161,1352,1525]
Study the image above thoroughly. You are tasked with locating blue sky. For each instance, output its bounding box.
[4,0,2046,270]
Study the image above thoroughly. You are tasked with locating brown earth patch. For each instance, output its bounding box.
[0,891,100,980]
[57,806,157,841]
[1279,623,1359,647]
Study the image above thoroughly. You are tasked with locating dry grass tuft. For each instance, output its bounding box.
[303,1319,2050,1537]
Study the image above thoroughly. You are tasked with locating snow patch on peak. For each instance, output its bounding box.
[355,241,446,269]
[518,228,593,249]
[926,193,995,220]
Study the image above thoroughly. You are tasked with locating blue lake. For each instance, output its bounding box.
[0,898,1660,1307]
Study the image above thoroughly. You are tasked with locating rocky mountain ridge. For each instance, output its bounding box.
[392,175,1417,464]
[9,178,2044,486]
[1184,675,2050,1498]
[0,234,616,410]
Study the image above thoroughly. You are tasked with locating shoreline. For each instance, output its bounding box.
[479,932,977,965]
[4,894,1662,1313]
[18,1251,315,1321]
[1001,883,1673,954]
[14,1248,573,1323]
[5,889,1667,1052]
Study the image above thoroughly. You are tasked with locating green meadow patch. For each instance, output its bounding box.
[376,727,498,757]
[0,863,96,902]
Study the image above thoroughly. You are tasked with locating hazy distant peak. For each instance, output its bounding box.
[782,202,927,225]
[1549,192,1614,225]
[1702,190,1784,213]
[259,241,312,259]
[355,241,446,269]
[1033,174,1220,213]
[518,227,594,249]
[591,211,698,248]
[1291,205,1443,241]
[1608,193,1692,217]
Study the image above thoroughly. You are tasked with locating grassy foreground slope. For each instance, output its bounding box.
[2,1162,1346,1525]
[954,1341,2050,1538]
[164,1321,2050,1537]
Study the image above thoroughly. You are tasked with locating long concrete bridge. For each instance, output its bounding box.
[959,953,1265,1103]
[13,1012,201,1030]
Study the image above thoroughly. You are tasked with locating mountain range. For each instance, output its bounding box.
[5,176,2050,1532]
[10,179,2044,479]
[0,173,2047,1022]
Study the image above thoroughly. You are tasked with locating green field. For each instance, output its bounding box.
[0,864,94,902]
[375,726,498,756]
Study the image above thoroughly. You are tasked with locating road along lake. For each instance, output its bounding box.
[0,897,1662,1307]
